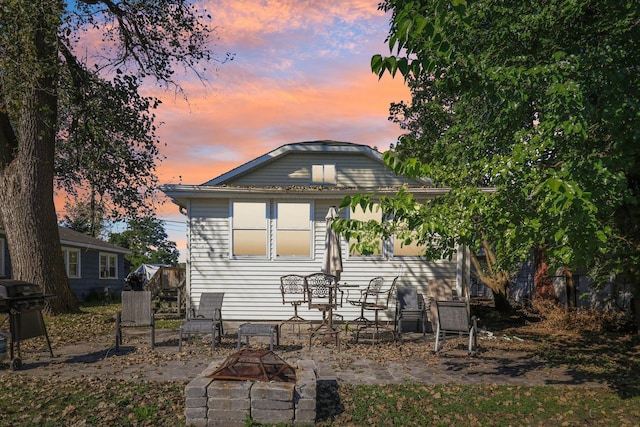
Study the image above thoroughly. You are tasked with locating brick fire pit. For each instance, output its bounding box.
[184,350,317,426]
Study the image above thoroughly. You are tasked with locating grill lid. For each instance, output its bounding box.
[0,280,44,299]
[208,349,296,382]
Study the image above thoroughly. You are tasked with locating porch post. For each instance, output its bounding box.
[456,244,470,299]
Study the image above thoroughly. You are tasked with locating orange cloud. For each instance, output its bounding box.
[154,61,409,186]
[59,1,411,263]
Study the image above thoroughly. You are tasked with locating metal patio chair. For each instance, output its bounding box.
[394,285,428,341]
[305,273,340,349]
[347,276,384,330]
[434,300,478,354]
[179,292,224,351]
[280,274,307,334]
[115,291,155,351]
[355,277,398,344]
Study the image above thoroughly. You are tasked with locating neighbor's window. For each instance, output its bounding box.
[276,202,312,257]
[99,252,117,279]
[232,201,268,257]
[349,204,384,256]
[311,164,336,184]
[62,247,81,278]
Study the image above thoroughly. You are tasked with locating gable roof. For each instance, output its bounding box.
[160,141,449,207]
[58,227,130,254]
[203,140,406,186]
[0,227,130,254]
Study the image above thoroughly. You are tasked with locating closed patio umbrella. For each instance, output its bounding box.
[322,206,343,281]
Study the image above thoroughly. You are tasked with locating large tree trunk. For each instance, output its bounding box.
[469,245,512,312]
[0,2,78,314]
[534,247,558,301]
[564,266,575,309]
[490,276,512,312]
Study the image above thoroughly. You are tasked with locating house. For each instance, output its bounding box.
[161,141,470,323]
[0,226,130,301]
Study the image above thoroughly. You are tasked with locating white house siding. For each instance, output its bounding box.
[186,198,457,323]
[225,152,424,188]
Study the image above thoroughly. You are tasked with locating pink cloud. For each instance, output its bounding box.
[206,0,386,38]
[58,1,411,263]
[154,66,409,187]
[153,38,410,185]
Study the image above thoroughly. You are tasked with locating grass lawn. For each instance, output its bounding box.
[1,376,638,426]
[1,300,639,426]
[328,383,640,426]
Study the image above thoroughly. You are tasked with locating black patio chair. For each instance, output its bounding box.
[394,285,427,341]
[434,300,478,354]
[347,276,385,330]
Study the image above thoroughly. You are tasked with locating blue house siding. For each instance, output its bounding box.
[67,248,128,301]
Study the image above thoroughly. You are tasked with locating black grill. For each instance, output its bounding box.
[0,279,54,370]
[0,280,48,311]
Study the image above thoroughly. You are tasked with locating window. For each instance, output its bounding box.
[99,253,117,279]
[311,164,336,184]
[62,247,81,278]
[393,236,425,256]
[232,201,268,257]
[349,204,384,256]
[276,202,311,257]
[392,212,427,256]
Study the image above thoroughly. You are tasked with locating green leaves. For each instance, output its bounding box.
[372,0,640,288]
[372,0,467,80]
[383,151,431,179]
[109,216,179,267]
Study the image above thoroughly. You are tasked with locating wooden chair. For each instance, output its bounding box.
[115,291,155,351]
[434,300,478,354]
[394,285,428,340]
[280,274,307,333]
[179,292,224,351]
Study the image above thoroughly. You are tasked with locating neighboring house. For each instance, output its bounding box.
[0,226,130,301]
[161,141,471,322]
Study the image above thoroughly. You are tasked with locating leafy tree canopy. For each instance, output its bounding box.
[109,217,179,268]
[0,0,228,313]
[53,0,231,219]
[346,1,639,292]
[59,197,107,238]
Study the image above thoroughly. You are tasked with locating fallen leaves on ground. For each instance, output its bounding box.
[2,300,640,426]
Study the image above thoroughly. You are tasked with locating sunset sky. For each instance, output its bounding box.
[141,1,410,259]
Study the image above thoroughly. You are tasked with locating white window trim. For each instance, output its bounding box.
[62,246,81,278]
[230,200,270,259]
[229,200,316,260]
[274,201,313,259]
[311,164,336,184]
[99,252,118,279]
[347,205,386,259]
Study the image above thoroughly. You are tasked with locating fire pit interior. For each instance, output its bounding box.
[208,349,296,382]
